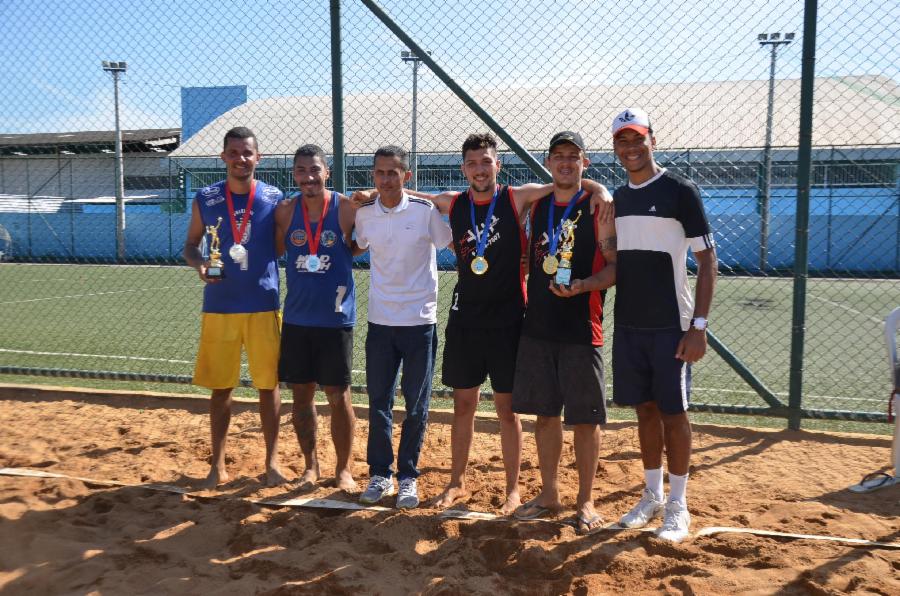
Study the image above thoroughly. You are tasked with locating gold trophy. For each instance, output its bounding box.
[205,217,225,279]
[554,211,582,287]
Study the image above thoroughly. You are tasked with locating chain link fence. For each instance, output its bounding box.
[0,0,897,426]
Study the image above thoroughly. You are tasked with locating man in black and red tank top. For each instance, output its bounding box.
[397,133,613,515]
[511,131,617,535]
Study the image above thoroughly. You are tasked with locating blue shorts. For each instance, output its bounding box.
[612,327,691,415]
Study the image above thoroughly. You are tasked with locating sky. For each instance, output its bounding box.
[0,0,896,135]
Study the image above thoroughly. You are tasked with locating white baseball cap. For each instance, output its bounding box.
[611,108,652,137]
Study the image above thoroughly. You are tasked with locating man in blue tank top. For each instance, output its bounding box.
[275,144,360,493]
[183,127,286,489]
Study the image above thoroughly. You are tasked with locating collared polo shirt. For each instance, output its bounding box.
[355,193,453,326]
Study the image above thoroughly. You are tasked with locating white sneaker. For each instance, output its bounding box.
[396,478,419,509]
[359,475,395,504]
[655,499,691,543]
[618,488,665,528]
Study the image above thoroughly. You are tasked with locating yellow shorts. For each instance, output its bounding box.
[193,311,281,390]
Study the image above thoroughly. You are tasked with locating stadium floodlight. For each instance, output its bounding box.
[400,49,431,191]
[101,60,128,261]
[756,31,794,271]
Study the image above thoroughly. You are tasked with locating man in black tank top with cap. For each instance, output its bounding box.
[398,133,613,515]
[511,131,617,535]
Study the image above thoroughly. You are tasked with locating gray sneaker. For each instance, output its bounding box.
[396,478,419,509]
[359,475,395,504]
[655,499,691,543]
[618,488,665,528]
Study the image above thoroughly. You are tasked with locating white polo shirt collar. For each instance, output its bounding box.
[376,192,409,215]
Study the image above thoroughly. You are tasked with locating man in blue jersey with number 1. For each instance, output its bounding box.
[275,144,360,493]
[183,127,286,489]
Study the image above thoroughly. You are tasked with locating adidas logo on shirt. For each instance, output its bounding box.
[649,205,657,212]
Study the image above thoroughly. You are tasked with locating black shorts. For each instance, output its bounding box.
[511,334,607,425]
[441,321,521,393]
[612,327,691,415]
[278,323,353,387]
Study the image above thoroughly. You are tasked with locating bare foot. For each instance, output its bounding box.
[432,485,469,509]
[199,466,228,490]
[500,490,522,516]
[335,469,357,493]
[296,469,319,492]
[266,466,290,487]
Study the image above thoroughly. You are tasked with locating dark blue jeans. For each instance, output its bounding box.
[365,322,437,480]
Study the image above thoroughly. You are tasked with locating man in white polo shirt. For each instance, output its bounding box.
[354,145,453,508]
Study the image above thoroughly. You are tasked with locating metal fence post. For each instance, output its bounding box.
[788,0,819,430]
[360,0,551,182]
[330,0,346,194]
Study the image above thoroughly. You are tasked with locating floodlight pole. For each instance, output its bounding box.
[102,60,127,262]
[402,50,428,191]
[757,33,793,272]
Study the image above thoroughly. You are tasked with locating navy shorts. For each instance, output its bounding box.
[511,334,607,425]
[612,327,691,415]
[278,323,353,387]
[441,321,521,393]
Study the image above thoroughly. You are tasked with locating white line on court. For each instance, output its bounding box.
[0,467,896,548]
[0,284,201,305]
[808,293,883,324]
[690,386,883,403]
[0,348,193,365]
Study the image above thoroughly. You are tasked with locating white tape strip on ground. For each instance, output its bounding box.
[0,467,390,513]
[695,527,900,548]
[1,467,897,548]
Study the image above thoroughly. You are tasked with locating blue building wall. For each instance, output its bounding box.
[180,86,247,142]
[1,188,897,272]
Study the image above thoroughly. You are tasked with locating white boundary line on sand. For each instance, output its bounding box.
[1,467,897,549]
[0,284,201,305]
[0,467,390,513]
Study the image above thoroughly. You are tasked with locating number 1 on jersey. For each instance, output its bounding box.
[334,285,347,313]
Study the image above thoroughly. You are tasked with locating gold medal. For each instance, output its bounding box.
[471,256,489,275]
[542,255,559,275]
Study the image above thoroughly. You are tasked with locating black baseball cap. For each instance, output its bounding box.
[549,131,585,152]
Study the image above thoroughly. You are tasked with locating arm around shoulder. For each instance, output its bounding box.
[337,195,357,246]
[407,188,454,215]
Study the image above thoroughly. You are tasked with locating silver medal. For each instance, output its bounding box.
[229,243,247,263]
[306,254,321,272]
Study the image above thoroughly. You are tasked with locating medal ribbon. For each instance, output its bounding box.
[468,185,500,260]
[301,191,332,257]
[225,180,257,246]
[547,189,583,256]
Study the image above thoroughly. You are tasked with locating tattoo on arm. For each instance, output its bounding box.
[599,235,617,252]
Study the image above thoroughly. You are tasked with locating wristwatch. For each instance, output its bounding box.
[691,317,708,331]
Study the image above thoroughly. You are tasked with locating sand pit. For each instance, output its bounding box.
[1,385,898,595]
